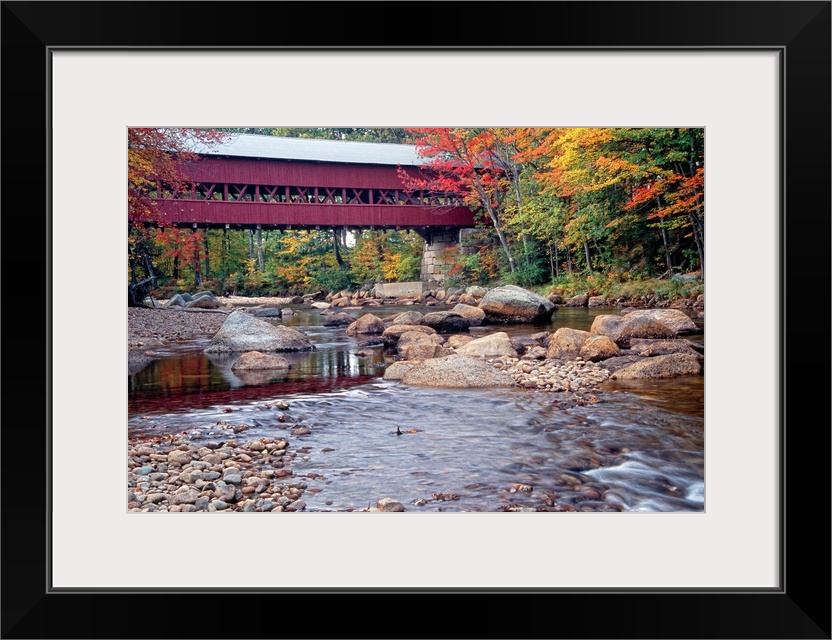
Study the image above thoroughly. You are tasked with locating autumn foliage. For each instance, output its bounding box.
[127,128,226,285]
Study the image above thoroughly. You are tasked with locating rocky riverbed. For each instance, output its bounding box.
[128,287,703,513]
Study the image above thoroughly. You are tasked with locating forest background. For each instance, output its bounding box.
[128,126,705,301]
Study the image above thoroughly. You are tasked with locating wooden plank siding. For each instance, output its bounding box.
[139,154,479,229]
[182,157,431,190]
[153,201,476,229]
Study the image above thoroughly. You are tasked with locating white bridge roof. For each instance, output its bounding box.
[186,132,424,166]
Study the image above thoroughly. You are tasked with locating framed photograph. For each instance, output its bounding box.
[3,1,829,638]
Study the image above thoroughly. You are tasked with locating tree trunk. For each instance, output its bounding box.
[583,239,593,273]
[172,256,180,280]
[471,170,516,273]
[222,227,228,280]
[491,214,516,274]
[548,246,555,281]
[592,238,605,269]
[256,228,264,271]
[689,212,705,277]
[203,231,211,279]
[333,228,348,270]
[510,172,531,269]
[655,197,673,273]
[660,219,672,273]
[248,229,254,261]
[192,230,202,287]
[554,241,560,279]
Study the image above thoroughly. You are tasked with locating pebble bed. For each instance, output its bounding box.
[127,430,313,513]
[489,356,611,394]
[128,307,228,346]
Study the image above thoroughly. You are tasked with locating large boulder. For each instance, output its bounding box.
[381,324,437,347]
[564,293,589,307]
[478,285,556,323]
[390,310,424,326]
[345,313,385,335]
[546,328,593,360]
[629,338,703,361]
[397,331,447,361]
[450,303,486,327]
[204,311,315,353]
[598,355,644,373]
[590,314,675,347]
[382,361,418,380]
[322,312,355,327]
[579,335,620,362]
[400,355,515,388]
[231,351,291,370]
[186,296,221,309]
[455,332,518,358]
[466,285,488,297]
[446,334,475,349]
[421,311,470,333]
[251,307,281,318]
[618,309,698,335]
[611,353,702,380]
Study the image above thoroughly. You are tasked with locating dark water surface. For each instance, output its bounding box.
[128,304,704,512]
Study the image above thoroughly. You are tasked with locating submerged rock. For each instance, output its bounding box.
[231,351,291,371]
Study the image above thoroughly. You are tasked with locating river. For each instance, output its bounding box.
[128,304,704,512]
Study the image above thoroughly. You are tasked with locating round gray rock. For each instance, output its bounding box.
[400,355,515,388]
[478,285,555,323]
[204,311,315,353]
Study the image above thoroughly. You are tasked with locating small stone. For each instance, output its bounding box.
[167,450,192,465]
[377,498,405,512]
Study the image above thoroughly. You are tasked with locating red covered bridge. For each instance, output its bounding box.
[146,133,478,233]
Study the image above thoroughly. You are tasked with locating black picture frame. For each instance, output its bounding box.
[2,2,829,638]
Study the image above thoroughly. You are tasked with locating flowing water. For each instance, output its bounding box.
[128,305,704,512]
